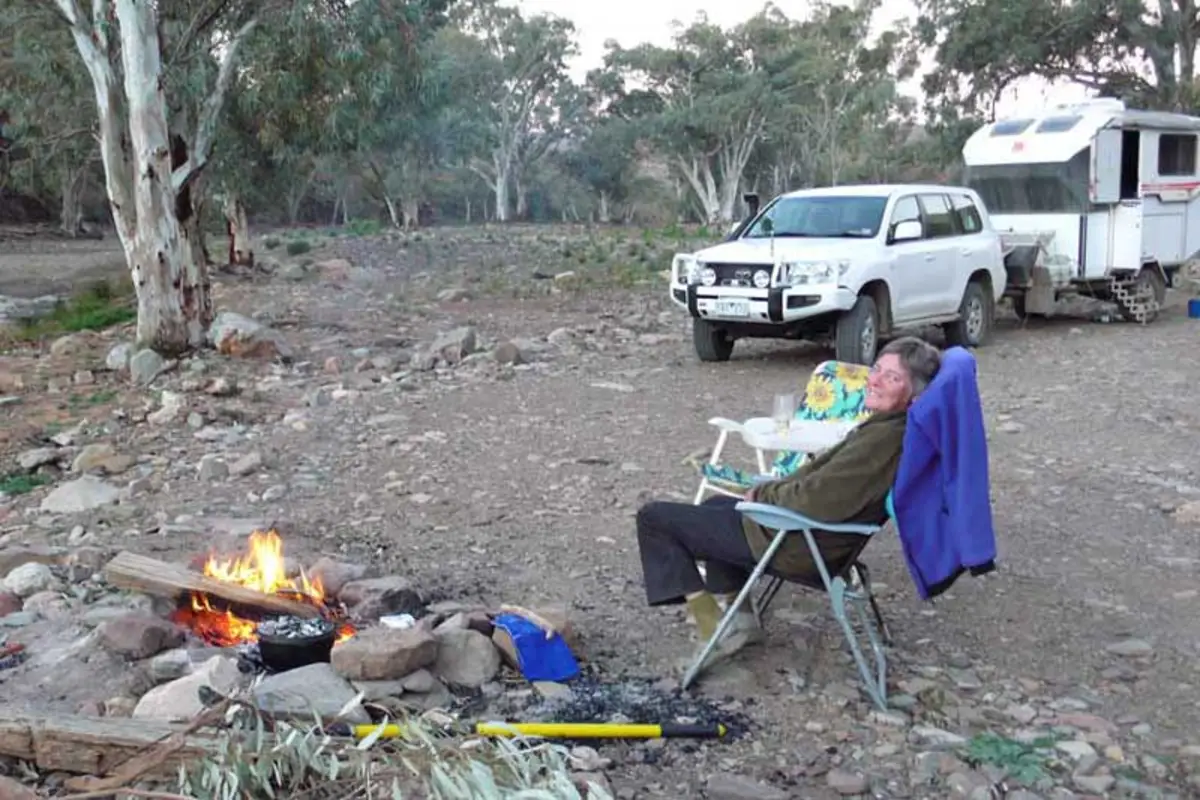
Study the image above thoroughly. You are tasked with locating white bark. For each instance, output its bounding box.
[676,156,720,224]
[382,195,401,228]
[597,191,610,224]
[53,0,255,354]
[222,192,252,266]
[402,197,419,230]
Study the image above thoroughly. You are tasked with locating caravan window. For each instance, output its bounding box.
[1157,134,1197,176]
[964,149,1091,214]
[1036,115,1082,133]
[990,119,1034,136]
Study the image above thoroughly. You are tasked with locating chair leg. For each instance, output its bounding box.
[682,530,789,690]
[754,576,784,626]
[828,576,888,711]
[852,562,892,646]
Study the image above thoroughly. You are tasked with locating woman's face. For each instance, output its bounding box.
[865,353,913,413]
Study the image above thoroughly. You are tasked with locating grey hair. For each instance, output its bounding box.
[878,336,941,397]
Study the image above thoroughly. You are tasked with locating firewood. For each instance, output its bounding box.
[103,551,319,619]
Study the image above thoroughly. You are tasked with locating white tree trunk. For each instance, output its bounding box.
[677,156,721,224]
[402,197,419,230]
[515,180,527,220]
[54,0,255,354]
[383,195,401,228]
[493,176,511,223]
[222,192,252,266]
[597,191,611,224]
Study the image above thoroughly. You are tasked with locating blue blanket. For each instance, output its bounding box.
[892,346,997,599]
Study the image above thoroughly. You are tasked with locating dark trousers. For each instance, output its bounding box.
[635,496,761,606]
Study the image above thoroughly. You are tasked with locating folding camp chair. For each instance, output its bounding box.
[681,499,894,710]
[691,361,872,504]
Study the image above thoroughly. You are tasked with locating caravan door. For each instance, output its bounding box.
[1089,128,1142,277]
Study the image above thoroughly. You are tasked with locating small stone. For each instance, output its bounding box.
[1074,774,1115,793]
[40,475,120,514]
[912,725,967,748]
[16,447,61,470]
[149,649,194,683]
[432,628,500,688]
[1105,639,1153,657]
[98,613,185,659]
[197,454,229,481]
[105,342,134,372]
[0,775,37,800]
[492,341,524,365]
[307,557,368,597]
[0,592,22,615]
[261,484,287,502]
[1056,740,1097,760]
[705,773,788,800]
[825,769,870,795]
[72,443,131,474]
[338,576,421,619]
[129,349,166,384]
[4,562,58,597]
[229,451,264,476]
[133,655,242,720]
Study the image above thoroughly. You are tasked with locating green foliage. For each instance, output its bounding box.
[263,236,282,249]
[285,239,312,255]
[0,472,50,496]
[10,279,135,340]
[963,732,1060,785]
[177,706,611,800]
[344,218,382,237]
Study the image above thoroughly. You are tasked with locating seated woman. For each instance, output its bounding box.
[635,336,942,667]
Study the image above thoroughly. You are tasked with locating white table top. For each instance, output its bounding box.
[740,417,858,453]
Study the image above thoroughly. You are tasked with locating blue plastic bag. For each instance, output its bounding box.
[492,612,580,682]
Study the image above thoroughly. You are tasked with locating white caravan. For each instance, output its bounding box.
[962,97,1200,321]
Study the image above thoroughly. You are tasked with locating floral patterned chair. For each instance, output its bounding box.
[690,360,872,503]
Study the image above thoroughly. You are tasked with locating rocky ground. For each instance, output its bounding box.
[1,224,1199,799]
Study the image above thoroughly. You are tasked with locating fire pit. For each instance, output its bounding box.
[165,530,355,657]
[256,615,337,672]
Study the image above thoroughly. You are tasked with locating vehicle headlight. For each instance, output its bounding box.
[752,269,770,288]
[672,254,699,284]
[699,267,717,286]
[780,260,851,286]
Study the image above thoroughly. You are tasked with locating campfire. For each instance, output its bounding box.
[170,530,355,648]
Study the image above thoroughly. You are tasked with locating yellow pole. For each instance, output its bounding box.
[341,721,728,740]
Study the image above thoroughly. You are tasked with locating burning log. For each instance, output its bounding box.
[103,551,321,620]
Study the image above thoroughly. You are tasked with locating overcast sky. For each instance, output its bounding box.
[503,0,1092,117]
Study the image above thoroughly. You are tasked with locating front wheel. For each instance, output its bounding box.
[834,294,879,365]
[693,319,735,362]
[943,280,994,347]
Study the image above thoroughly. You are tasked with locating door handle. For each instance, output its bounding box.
[960,249,972,257]
[924,254,935,261]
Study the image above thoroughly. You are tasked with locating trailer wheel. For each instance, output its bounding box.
[1114,266,1166,324]
[943,280,993,348]
[693,319,735,362]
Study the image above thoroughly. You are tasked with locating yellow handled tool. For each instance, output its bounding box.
[328,721,727,740]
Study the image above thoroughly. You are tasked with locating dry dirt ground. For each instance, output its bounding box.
[1,225,1199,799]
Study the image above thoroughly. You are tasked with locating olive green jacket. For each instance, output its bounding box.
[741,410,906,577]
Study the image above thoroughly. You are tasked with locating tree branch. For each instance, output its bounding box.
[172,16,258,193]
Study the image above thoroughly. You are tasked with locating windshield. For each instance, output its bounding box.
[965,148,1090,213]
[742,195,888,238]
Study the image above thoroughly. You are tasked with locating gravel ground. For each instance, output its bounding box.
[1,226,1198,798]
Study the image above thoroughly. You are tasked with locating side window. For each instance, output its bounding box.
[950,194,983,233]
[887,196,920,241]
[919,194,958,238]
[1158,133,1197,176]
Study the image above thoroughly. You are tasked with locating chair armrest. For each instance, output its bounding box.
[707,417,748,433]
[735,501,881,536]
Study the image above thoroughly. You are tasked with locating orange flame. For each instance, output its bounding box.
[172,529,354,647]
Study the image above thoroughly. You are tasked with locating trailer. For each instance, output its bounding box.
[961,97,1200,322]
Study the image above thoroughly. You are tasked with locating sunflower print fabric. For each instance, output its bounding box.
[697,360,871,490]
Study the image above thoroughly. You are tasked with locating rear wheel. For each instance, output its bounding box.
[943,280,994,347]
[1114,266,1166,323]
[693,319,735,362]
[834,294,879,365]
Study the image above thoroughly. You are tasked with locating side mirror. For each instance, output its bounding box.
[890,220,922,242]
[742,192,760,218]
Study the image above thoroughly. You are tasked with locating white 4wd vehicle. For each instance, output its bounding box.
[669,184,1007,364]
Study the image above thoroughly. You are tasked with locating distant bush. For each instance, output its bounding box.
[285,240,312,256]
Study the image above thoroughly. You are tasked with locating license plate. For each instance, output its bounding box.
[714,300,750,317]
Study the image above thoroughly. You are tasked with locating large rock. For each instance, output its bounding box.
[98,613,185,659]
[3,563,59,598]
[39,475,120,514]
[253,662,370,723]
[429,326,477,365]
[128,348,166,384]
[16,447,62,471]
[432,628,500,688]
[71,443,133,475]
[331,627,437,681]
[133,655,242,720]
[337,576,421,619]
[208,312,292,361]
